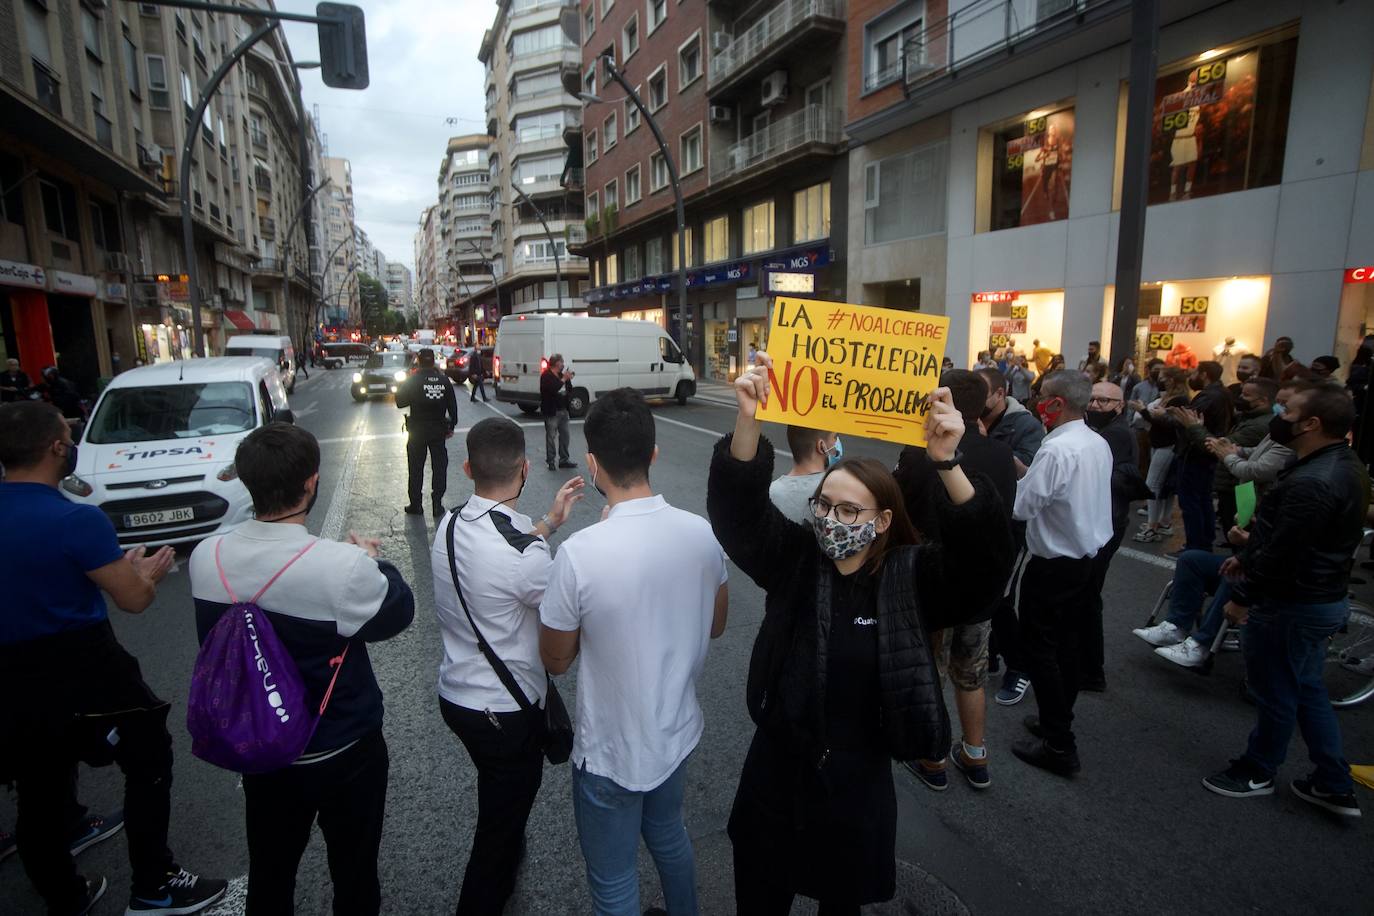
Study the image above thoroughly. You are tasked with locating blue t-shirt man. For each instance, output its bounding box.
[0,482,124,645]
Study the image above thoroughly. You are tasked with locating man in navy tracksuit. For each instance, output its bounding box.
[189,423,414,915]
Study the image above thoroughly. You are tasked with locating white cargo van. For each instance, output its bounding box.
[224,334,297,392]
[495,315,694,417]
[60,357,293,547]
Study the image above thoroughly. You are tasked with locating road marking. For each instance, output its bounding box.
[205,874,246,915]
[1117,546,1178,570]
[321,421,365,540]
[293,399,318,420]
[317,432,407,446]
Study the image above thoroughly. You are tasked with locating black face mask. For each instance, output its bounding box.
[305,481,320,516]
[63,442,78,476]
[1268,413,1302,446]
[1188,376,1205,391]
[1236,369,1254,383]
[1085,409,1116,431]
[1235,398,1252,413]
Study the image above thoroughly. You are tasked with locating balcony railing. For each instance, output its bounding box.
[710,105,842,183]
[254,169,272,191]
[562,167,584,191]
[711,0,844,87]
[259,216,276,237]
[250,127,268,150]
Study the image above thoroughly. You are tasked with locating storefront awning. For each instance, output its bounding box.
[224,309,256,330]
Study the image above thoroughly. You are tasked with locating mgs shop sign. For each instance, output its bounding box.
[0,259,46,290]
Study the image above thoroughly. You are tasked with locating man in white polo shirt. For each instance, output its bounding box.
[432,417,584,915]
[1009,370,1112,778]
[540,388,729,916]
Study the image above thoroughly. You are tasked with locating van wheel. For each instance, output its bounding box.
[352,391,366,403]
[675,382,690,406]
[568,388,590,418]
[519,404,540,416]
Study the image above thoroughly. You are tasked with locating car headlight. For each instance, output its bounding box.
[352,372,363,383]
[60,474,93,497]
[216,462,238,482]
[393,370,406,382]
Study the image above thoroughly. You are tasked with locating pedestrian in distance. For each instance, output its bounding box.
[1187,377,1280,535]
[768,425,842,524]
[0,401,228,916]
[1,356,31,402]
[468,348,489,403]
[1202,383,1365,818]
[708,353,1011,913]
[539,355,576,471]
[1009,370,1113,777]
[396,347,459,518]
[1133,366,1192,544]
[1004,355,1034,403]
[1077,340,1107,375]
[540,388,729,916]
[432,417,585,915]
[189,422,416,914]
[1166,360,1233,554]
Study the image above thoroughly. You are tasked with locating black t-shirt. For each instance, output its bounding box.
[893,432,1015,542]
[824,567,881,751]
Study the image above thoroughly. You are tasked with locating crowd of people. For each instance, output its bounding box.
[0,326,1368,916]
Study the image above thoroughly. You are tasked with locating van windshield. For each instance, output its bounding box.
[230,347,282,361]
[87,382,256,443]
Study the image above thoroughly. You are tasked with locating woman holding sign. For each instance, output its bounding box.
[707,354,1012,914]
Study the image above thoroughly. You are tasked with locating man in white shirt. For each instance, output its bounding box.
[432,417,584,915]
[540,388,729,916]
[1009,371,1112,777]
[767,425,840,524]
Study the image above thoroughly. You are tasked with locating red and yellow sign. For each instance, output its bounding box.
[1149,314,1206,334]
[973,290,1019,303]
[989,319,1027,335]
[1345,267,1374,284]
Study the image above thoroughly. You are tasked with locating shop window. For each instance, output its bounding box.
[39,176,79,242]
[1148,35,1298,205]
[703,215,728,262]
[986,106,1075,231]
[793,182,830,243]
[671,227,694,268]
[645,236,664,274]
[742,200,774,254]
[864,140,947,244]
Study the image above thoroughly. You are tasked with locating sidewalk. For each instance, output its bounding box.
[692,377,738,407]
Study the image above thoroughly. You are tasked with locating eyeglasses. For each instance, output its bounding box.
[1088,396,1122,407]
[808,496,875,525]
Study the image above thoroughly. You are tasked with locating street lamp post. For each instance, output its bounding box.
[509,183,563,314]
[317,233,355,328]
[279,175,331,352]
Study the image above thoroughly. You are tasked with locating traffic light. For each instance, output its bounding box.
[316,3,369,90]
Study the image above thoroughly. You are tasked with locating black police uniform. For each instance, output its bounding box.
[395,363,459,513]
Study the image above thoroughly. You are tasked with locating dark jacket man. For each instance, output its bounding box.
[539,364,572,417]
[395,349,458,515]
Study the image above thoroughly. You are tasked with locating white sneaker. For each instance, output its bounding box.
[1132,621,1186,647]
[1156,637,1207,668]
[1136,507,1149,517]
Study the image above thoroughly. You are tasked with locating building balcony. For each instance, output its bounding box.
[259,216,276,238]
[513,216,580,241]
[509,45,580,80]
[512,296,586,314]
[453,224,489,240]
[709,0,845,97]
[250,127,268,151]
[512,176,566,198]
[562,167,584,191]
[254,169,272,192]
[512,248,586,270]
[509,88,570,122]
[710,104,843,184]
[512,131,570,160]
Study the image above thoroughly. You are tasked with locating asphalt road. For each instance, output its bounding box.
[4,368,1373,915]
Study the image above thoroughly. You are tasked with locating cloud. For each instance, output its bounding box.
[279,0,496,272]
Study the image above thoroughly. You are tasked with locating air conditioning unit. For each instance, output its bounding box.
[134,282,160,305]
[708,104,733,124]
[711,31,731,53]
[103,252,132,273]
[138,144,162,168]
[761,70,788,108]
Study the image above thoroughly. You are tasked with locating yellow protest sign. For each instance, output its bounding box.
[756,298,950,447]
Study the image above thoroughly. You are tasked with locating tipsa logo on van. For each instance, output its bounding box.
[110,443,217,465]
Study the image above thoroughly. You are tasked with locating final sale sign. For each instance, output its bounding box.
[755,298,950,447]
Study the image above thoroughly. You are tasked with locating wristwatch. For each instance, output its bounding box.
[930,449,963,471]
[539,513,559,535]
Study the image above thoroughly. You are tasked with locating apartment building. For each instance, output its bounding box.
[385,260,412,312]
[479,0,589,321]
[436,134,497,342]
[567,0,848,380]
[414,203,440,324]
[0,0,323,390]
[321,154,357,324]
[845,0,1374,370]
[354,223,386,281]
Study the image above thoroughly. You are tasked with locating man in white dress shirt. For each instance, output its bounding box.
[1009,371,1113,777]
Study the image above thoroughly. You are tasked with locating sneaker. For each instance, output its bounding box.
[1133,620,1186,647]
[1011,738,1080,777]
[951,743,991,790]
[1202,759,1274,798]
[1221,631,1241,653]
[1132,528,1161,543]
[432,501,445,519]
[1155,637,1208,668]
[70,810,124,856]
[1136,506,1149,517]
[402,504,423,516]
[558,460,577,469]
[0,827,14,863]
[1157,522,1173,534]
[1290,777,1362,818]
[77,875,108,915]
[903,759,948,792]
[994,670,1031,706]
[126,867,228,914]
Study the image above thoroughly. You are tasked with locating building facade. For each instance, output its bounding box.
[385,259,412,312]
[413,203,440,325]
[320,154,356,325]
[436,134,497,342]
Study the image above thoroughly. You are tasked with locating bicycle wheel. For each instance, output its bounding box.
[1327,603,1374,708]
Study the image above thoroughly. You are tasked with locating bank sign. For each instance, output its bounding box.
[0,259,46,290]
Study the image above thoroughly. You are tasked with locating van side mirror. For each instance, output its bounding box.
[275,408,295,425]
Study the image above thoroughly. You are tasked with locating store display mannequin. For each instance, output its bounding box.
[1166,341,1198,370]
[1213,336,1251,383]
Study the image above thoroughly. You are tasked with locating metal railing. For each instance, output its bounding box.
[711,0,844,86]
[563,167,584,190]
[259,216,276,237]
[250,127,268,149]
[710,105,843,183]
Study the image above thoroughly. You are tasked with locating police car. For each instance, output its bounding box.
[60,358,293,547]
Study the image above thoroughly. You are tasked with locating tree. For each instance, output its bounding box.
[358,272,389,335]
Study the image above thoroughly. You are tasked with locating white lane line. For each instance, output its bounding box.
[654,413,791,463]
[320,422,365,540]
[205,873,247,915]
[1117,546,1178,570]
[317,432,407,446]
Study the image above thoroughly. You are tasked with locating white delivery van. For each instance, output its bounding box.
[60,357,293,547]
[495,315,694,417]
[224,334,297,392]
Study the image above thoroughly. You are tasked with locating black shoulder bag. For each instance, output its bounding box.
[445,512,574,764]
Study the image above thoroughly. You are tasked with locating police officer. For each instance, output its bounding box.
[396,348,458,517]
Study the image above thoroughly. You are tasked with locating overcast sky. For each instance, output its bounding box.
[278,0,493,274]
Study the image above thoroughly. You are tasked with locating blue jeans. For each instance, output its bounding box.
[1175,459,1217,551]
[1165,549,1232,645]
[572,759,698,916]
[1240,600,1353,793]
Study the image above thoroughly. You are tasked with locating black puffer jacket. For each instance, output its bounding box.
[1232,442,1369,607]
[707,435,1013,763]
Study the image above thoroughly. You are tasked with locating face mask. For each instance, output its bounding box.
[304,480,320,516]
[1236,369,1254,383]
[1188,376,1205,391]
[1268,413,1313,446]
[825,437,843,468]
[1235,398,1252,413]
[62,442,78,476]
[1084,410,1115,431]
[1036,397,1064,428]
[1272,403,1284,416]
[811,514,879,561]
[590,461,606,499]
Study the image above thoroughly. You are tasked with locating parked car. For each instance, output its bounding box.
[445,346,495,385]
[319,342,372,369]
[351,351,414,401]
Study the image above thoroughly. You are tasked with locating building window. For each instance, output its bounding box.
[703,215,728,262]
[622,14,639,59]
[645,236,664,274]
[625,164,641,205]
[600,0,615,20]
[604,112,617,149]
[584,5,595,43]
[793,182,830,243]
[650,151,668,191]
[82,7,103,59]
[678,33,702,90]
[625,95,640,134]
[623,243,642,280]
[514,110,566,141]
[123,33,140,96]
[604,179,618,210]
[510,24,572,56]
[146,54,169,108]
[605,251,618,284]
[39,177,79,242]
[1,155,27,226]
[180,69,194,117]
[680,125,702,175]
[864,2,922,92]
[742,200,774,254]
[515,154,563,185]
[24,0,53,64]
[584,66,595,97]
[988,106,1074,231]
[586,191,599,215]
[647,0,667,33]
[671,227,694,268]
[586,129,598,164]
[647,65,667,111]
[865,140,948,243]
[1147,35,1298,205]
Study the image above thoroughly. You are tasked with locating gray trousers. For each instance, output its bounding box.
[544,410,570,467]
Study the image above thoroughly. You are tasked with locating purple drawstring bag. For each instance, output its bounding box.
[186,539,348,774]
